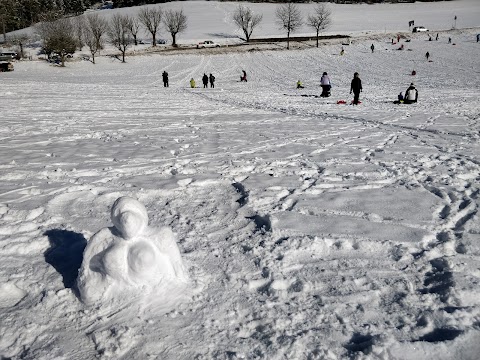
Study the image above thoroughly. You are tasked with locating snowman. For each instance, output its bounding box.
[77,196,188,305]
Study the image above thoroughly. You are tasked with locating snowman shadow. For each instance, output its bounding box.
[44,229,87,290]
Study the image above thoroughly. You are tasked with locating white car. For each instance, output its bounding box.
[413,26,429,33]
[197,40,220,49]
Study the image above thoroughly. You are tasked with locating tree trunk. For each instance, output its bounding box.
[152,32,156,46]
[172,33,176,47]
[316,30,319,48]
[287,30,290,50]
[2,20,6,43]
[122,49,125,63]
[133,35,137,46]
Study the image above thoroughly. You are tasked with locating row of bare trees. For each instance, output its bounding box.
[233,3,331,49]
[35,7,188,66]
[32,3,329,67]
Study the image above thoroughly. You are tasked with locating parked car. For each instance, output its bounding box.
[197,40,220,49]
[157,39,167,45]
[0,51,19,60]
[0,61,14,72]
[413,26,429,33]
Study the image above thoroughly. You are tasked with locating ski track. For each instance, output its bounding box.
[0,27,479,359]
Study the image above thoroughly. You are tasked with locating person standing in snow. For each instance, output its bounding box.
[241,70,247,82]
[350,72,362,105]
[436,33,439,41]
[425,51,430,61]
[403,83,418,104]
[370,44,375,53]
[202,73,208,88]
[340,47,345,56]
[320,72,331,97]
[162,71,169,87]
[190,78,196,88]
[296,80,304,89]
[209,73,215,88]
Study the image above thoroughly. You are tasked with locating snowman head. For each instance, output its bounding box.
[111,197,148,240]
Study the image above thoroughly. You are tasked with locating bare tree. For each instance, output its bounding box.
[275,2,303,50]
[86,13,108,53]
[10,34,29,59]
[84,14,108,64]
[138,7,163,46]
[73,16,86,50]
[307,3,332,48]
[84,28,100,64]
[127,16,141,46]
[36,18,76,67]
[108,14,132,63]
[233,5,263,42]
[163,9,187,47]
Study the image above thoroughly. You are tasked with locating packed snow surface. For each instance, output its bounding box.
[1,1,480,359]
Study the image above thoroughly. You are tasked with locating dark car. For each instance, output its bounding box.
[0,51,19,61]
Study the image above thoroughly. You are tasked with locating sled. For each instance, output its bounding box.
[337,100,361,105]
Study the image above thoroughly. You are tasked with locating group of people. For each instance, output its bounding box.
[189,73,216,88]
[396,83,418,104]
[299,71,418,106]
[175,68,416,106]
[298,71,363,105]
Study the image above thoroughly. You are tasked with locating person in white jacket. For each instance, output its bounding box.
[404,83,418,104]
[320,72,331,97]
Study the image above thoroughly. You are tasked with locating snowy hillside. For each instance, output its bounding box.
[1,1,480,359]
[95,0,480,43]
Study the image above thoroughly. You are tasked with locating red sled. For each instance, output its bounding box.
[337,100,347,104]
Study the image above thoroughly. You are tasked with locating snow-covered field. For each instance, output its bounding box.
[1,1,480,359]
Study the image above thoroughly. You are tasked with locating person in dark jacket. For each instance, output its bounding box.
[350,72,362,105]
[403,83,418,104]
[370,44,375,53]
[202,73,208,88]
[209,73,215,88]
[425,51,430,61]
[162,71,169,87]
[241,70,247,82]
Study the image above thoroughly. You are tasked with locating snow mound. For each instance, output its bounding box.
[77,196,188,305]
